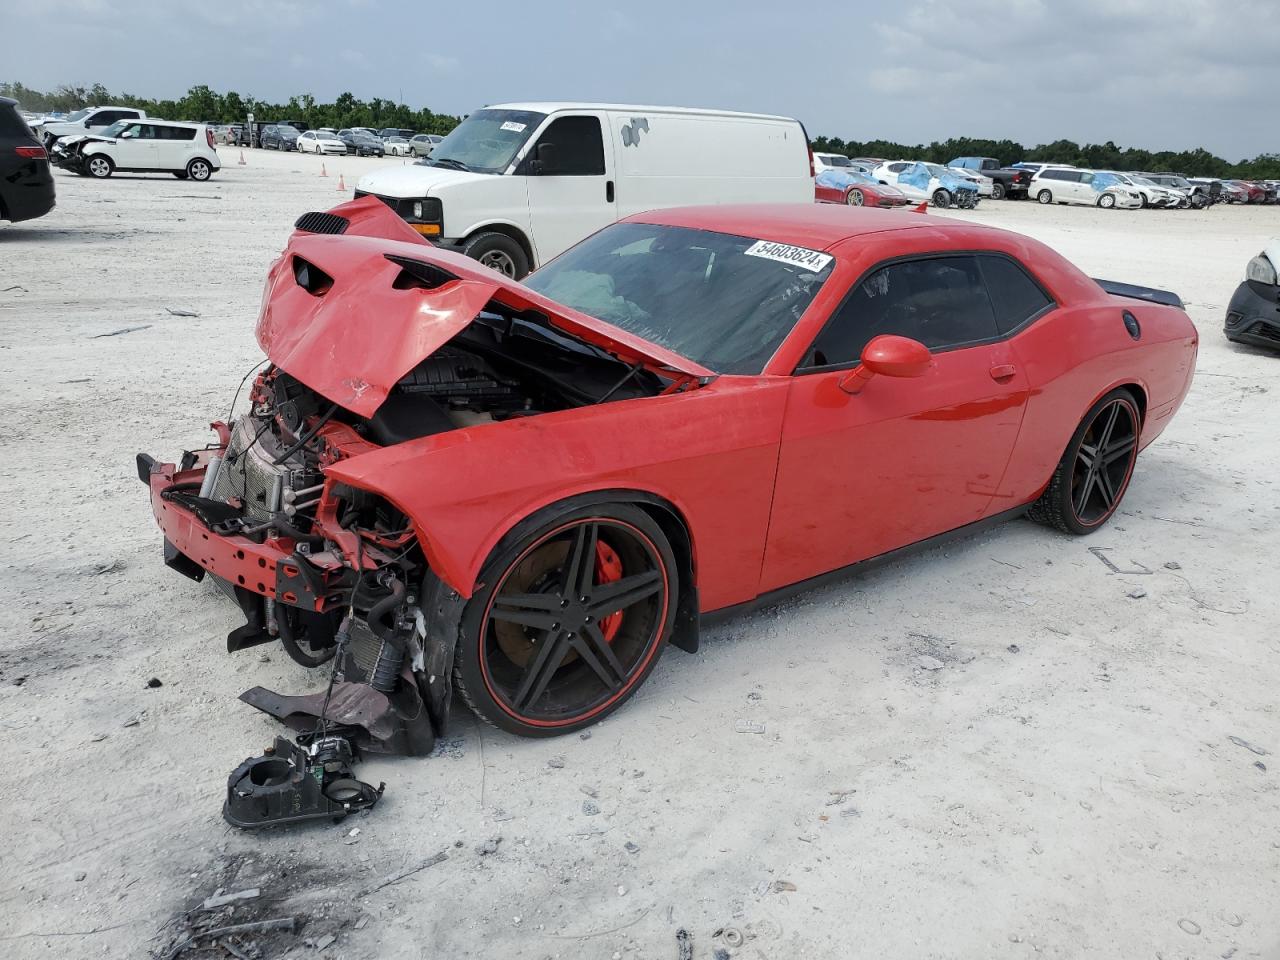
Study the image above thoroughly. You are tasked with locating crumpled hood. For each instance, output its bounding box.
[355,163,489,197]
[256,197,713,418]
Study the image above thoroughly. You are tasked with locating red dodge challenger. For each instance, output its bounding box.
[139,198,1197,751]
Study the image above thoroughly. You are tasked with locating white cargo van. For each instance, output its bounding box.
[354,102,813,279]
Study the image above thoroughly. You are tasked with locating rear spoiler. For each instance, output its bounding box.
[1094,278,1184,309]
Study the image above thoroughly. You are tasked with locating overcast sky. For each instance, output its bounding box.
[8,0,1276,159]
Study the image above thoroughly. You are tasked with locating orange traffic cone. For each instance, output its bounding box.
[911,201,928,214]
[319,162,327,177]
[336,174,346,191]
[238,150,246,166]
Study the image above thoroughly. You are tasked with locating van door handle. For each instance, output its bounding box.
[606,180,615,203]
[989,363,1016,381]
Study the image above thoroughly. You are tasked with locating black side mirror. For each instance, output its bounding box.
[532,141,557,175]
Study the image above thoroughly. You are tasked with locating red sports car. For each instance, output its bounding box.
[815,168,910,208]
[139,198,1197,751]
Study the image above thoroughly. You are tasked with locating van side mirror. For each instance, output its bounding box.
[120,130,134,139]
[532,141,557,175]
[837,335,932,394]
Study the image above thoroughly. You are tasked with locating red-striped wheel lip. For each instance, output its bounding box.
[1073,397,1139,529]
[478,517,670,729]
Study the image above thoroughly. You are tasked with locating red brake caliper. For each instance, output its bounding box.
[594,541,623,642]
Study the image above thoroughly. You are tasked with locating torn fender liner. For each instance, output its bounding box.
[240,673,435,756]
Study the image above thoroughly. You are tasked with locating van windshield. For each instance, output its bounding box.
[523,222,835,375]
[422,108,545,175]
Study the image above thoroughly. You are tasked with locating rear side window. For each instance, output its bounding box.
[804,256,999,367]
[977,255,1054,334]
[533,115,605,175]
[164,127,197,141]
[0,104,32,138]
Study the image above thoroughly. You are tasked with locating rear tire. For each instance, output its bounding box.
[187,158,212,181]
[1037,189,1053,204]
[846,188,864,207]
[454,502,679,737]
[991,182,1006,200]
[462,231,530,279]
[1028,389,1141,535]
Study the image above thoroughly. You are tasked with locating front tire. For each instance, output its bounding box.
[454,503,679,737]
[1037,189,1053,204]
[1028,389,1141,535]
[1098,193,1117,209]
[86,155,113,179]
[462,231,530,279]
[931,188,951,208]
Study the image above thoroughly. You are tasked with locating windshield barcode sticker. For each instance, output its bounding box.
[744,240,832,273]
[500,121,527,133]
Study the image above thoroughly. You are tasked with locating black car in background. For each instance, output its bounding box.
[377,127,416,140]
[260,124,301,151]
[0,96,55,223]
[337,129,385,156]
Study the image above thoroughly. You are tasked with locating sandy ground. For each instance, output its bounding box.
[0,147,1277,960]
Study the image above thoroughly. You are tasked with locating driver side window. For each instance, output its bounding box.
[803,256,999,368]
[529,115,605,176]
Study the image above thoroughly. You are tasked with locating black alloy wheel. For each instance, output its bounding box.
[455,504,677,736]
[1029,389,1141,535]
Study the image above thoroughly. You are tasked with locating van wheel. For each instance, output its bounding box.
[1098,193,1116,209]
[931,189,951,208]
[1037,189,1053,204]
[187,159,212,182]
[463,232,530,280]
[87,155,113,179]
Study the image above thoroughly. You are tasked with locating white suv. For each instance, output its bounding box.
[34,106,147,149]
[53,120,221,181]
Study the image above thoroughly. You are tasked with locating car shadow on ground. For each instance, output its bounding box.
[0,224,151,244]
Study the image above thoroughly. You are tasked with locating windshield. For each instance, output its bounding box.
[281,127,299,138]
[821,155,852,167]
[425,108,546,174]
[66,108,91,122]
[522,222,834,374]
[98,120,130,138]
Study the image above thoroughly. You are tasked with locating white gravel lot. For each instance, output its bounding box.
[0,147,1277,960]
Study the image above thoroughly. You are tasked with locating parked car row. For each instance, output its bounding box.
[231,121,444,157]
[815,150,1277,212]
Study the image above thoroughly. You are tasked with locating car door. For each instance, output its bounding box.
[521,113,616,265]
[759,254,1030,593]
[113,122,158,169]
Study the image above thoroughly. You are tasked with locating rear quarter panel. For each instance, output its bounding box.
[999,299,1197,506]
[323,377,790,609]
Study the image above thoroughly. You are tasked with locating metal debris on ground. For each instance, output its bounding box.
[1127,588,1148,599]
[202,887,260,910]
[1089,546,1152,575]
[91,325,152,338]
[1227,735,1268,756]
[734,719,766,734]
[165,307,201,317]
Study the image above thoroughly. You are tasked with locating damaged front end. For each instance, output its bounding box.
[140,197,706,755]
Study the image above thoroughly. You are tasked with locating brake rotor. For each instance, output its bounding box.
[494,539,624,668]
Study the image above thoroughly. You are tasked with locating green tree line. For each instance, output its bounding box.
[3,81,1275,178]
[0,81,463,136]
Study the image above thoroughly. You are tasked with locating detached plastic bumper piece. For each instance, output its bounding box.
[223,734,384,829]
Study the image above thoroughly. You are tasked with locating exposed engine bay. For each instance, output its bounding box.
[144,263,671,760]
